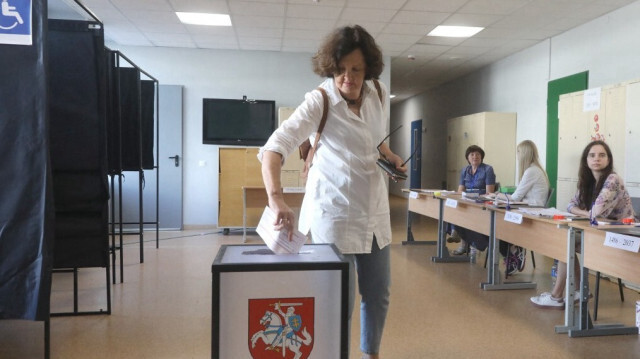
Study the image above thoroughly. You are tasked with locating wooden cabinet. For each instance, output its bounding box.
[217,107,307,229]
[446,112,517,191]
[556,79,640,210]
[218,147,263,228]
[625,81,640,189]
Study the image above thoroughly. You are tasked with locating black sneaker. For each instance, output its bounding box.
[505,255,519,275]
[446,232,461,243]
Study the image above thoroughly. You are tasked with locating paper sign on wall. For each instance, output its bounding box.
[583,88,601,112]
[0,0,32,45]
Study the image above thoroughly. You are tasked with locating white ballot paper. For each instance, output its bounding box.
[256,206,307,254]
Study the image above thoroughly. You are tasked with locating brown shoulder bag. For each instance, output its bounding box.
[298,80,383,178]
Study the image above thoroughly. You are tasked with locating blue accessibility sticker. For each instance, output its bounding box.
[0,0,32,45]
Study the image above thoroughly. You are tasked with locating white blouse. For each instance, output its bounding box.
[258,78,391,254]
[510,165,549,206]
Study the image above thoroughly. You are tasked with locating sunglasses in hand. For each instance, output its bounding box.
[376,125,417,181]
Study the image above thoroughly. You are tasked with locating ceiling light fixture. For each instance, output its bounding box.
[176,12,232,26]
[427,25,483,38]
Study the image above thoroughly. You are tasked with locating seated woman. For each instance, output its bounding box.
[451,145,495,256]
[489,140,549,274]
[530,140,635,309]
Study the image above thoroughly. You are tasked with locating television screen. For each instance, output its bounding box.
[203,98,276,146]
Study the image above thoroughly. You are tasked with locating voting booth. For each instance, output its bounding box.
[211,244,349,359]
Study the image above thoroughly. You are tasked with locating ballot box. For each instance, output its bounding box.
[211,244,349,359]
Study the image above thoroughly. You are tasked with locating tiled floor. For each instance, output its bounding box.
[1,195,639,358]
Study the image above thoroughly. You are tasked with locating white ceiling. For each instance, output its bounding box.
[49,0,636,103]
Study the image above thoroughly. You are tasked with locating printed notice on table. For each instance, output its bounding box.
[604,231,640,253]
[256,206,307,254]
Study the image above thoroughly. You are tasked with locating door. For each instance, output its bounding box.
[546,71,589,207]
[410,119,422,189]
[154,84,183,229]
[118,84,183,230]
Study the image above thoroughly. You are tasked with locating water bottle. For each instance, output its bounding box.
[470,251,477,264]
[551,259,558,286]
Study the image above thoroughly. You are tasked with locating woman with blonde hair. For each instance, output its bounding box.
[492,140,549,273]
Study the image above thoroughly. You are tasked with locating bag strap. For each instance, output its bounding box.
[314,87,329,143]
[304,87,329,169]
[305,81,382,170]
[372,79,383,106]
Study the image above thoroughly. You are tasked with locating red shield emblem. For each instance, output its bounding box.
[248,297,314,359]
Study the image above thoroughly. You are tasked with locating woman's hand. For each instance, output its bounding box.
[268,196,296,241]
[385,153,407,182]
[378,142,407,182]
[262,150,295,240]
[569,207,590,218]
[387,152,407,172]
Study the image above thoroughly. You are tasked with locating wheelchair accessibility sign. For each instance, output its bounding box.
[0,0,32,45]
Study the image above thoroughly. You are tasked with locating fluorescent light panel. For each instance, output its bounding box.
[428,25,483,38]
[176,12,231,26]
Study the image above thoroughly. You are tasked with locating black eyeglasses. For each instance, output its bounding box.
[376,125,418,181]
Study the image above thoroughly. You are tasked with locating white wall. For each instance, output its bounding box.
[107,45,390,227]
[391,41,550,193]
[391,0,640,195]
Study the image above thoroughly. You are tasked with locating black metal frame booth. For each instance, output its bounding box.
[47,14,111,319]
[105,49,160,283]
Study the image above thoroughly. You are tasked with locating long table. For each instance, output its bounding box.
[406,192,478,263]
[406,191,639,337]
[405,191,438,245]
[483,207,568,291]
[484,206,581,333]
[564,222,640,337]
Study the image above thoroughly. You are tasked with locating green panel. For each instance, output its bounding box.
[546,71,588,207]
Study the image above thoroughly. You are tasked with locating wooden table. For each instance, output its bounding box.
[406,191,495,263]
[436,194,493,263]
[406,190,637,337]
[484,208,570,291]
[482,207,590,334]
[564,222,639,337]
[242,186,305,242]
[405,191,439,245]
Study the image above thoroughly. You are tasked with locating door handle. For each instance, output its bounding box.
[169,155,180,167]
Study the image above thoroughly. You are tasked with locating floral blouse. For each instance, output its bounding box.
[567,173,635,220]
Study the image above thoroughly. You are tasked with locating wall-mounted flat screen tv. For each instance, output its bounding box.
[203,98,276,146]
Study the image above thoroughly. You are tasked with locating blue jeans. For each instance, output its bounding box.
[343,237,391,355]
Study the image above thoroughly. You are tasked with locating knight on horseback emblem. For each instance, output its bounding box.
[249,297,314,359]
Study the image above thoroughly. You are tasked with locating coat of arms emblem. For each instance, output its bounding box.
[248,297,314,359]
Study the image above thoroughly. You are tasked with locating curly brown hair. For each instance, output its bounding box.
[312,25,384,80]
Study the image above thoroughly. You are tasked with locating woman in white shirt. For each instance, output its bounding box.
[491,140,549,274]
[259,25,405,359]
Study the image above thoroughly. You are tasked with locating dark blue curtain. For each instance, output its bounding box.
[0,0,54,321]
[47,19,109,269]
